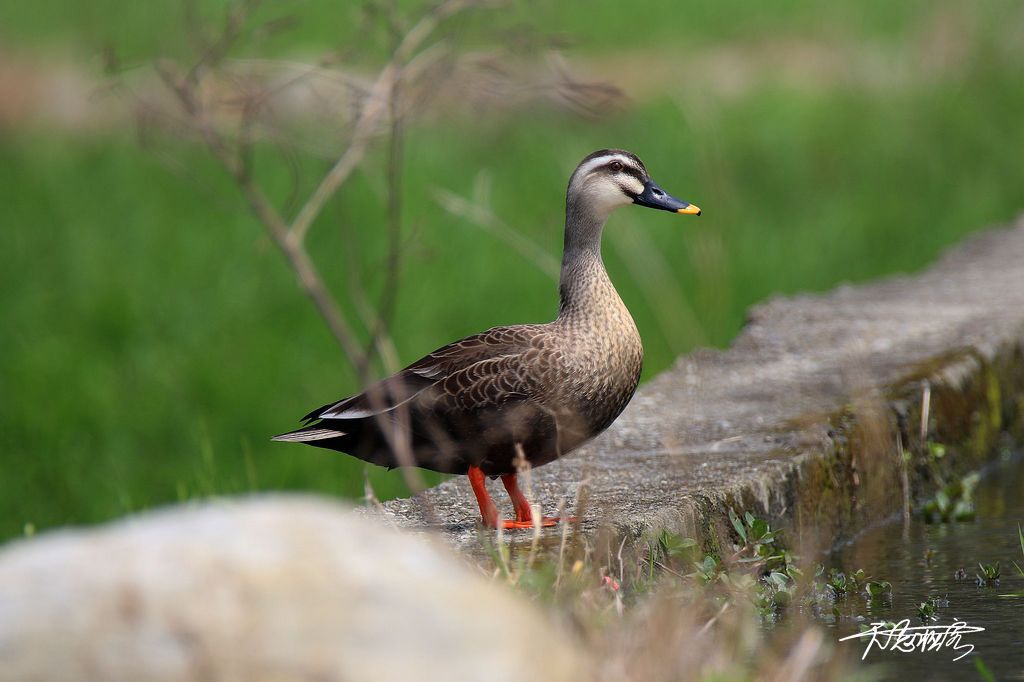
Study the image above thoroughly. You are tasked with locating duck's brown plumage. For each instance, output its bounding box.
[279,297,642,476]
[274,149,699,524]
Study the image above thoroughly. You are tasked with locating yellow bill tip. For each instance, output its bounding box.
[677,204,702,216]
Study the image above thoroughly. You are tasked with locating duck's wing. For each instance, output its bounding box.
[301,324,552,422]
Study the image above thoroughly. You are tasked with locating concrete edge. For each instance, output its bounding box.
[623,340,1024,555]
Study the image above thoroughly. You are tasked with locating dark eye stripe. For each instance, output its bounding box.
[609,162,644,184]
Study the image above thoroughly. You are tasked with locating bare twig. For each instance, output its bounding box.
[351,286,403,375]
[185,0,257,87]
[920,380,931,443]
[150,0,613,517]
[157,58,372,368]
[363,48,407,377]
[608,223,706,353]
[156,0,491,383]
[288,0,479,247]
[554,508,571,592]
[159,59,373,378]
[434,183,561,280]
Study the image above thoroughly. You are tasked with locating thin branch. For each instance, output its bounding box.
[286,81,384,246]
[434,185,561,280]
[607,224,707,352]
[154,0,503,377]
[156,61,370,376]
[288,0,479,247]
[185,0,258,87]
[350,282,403,376]
[364,54,406,375]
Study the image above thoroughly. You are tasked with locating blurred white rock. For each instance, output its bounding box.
[0,496,587,682]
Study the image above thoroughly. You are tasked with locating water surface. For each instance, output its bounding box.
[831,455,1024,680]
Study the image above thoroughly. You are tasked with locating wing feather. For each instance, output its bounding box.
[304,325,553,422]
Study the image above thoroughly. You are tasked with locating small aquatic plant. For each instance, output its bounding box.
[728,508,790,572]
[694,554,725,585]
[1013,525,1024,580]
[859,620,898,634]
[914,595,947,622]
[922,473,978,523]
[976,561,1001,587]
[823,568,865,600]
[864,580,893,602]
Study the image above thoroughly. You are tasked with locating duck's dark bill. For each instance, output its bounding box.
[633,179,701,216]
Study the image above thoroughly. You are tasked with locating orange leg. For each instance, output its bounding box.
[468,465,499,528]
[469,467,574,530]
[501,473,534,522]
[499,473,566,529]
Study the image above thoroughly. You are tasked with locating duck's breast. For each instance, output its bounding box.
[554,307,643,439]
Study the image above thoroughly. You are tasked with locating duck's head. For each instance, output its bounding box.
[567,149,701,219]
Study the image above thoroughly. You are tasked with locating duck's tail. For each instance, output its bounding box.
[271,426,347,442]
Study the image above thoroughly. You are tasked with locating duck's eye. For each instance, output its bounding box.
[609,161,623,172]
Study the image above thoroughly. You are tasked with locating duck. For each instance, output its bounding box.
[273,149,701,529]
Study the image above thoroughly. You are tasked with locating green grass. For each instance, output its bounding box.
[2,1,1024,541]
[6,0,1013,63]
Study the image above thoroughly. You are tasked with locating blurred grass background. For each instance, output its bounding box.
[2,0,1023,541]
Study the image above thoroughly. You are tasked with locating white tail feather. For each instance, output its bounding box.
[272,428,346,442]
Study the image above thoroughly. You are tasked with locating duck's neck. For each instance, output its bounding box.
[557,198,617,320]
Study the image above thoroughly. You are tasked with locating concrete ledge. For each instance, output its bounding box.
[377,217,1024,554]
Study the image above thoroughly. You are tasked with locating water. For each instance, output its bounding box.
[830,455,1024,680]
